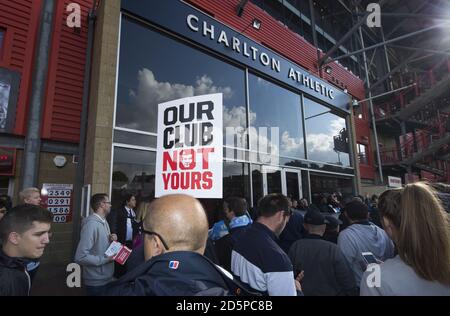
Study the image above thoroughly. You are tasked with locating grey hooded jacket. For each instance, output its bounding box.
[338,222,395,287]
[75,213,114,286]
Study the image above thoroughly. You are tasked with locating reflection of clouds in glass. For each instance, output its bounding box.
[223,105,279,156]
[122,68,234,131]
[307,118,345,153]
[195,75,233,98]
[281,131,304,155]
[307,133,333,153]
[330,118,346,136]
[249,126,279,155]
[223,105,247,128]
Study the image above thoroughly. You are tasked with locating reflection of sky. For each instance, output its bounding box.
[249,74,304,159]
[117,17,246,133]
[224,161,248,177]
[113,148,156,184]
[304,98,350,166]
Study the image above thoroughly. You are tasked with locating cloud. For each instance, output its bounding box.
[195,75,233,99]
[330,119,346,137]
[118,69,234,131]
[307,118,345,153]
[223,105,247,128]
[306,118,349,165]
[223,106,258,149]
[281,131,304,155]
[306,133,333,153]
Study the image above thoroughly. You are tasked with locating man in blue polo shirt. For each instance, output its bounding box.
[231,193,302,296]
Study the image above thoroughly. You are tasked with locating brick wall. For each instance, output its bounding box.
[84,0,120,195]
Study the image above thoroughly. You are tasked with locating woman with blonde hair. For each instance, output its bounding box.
[360,182,450,295]
[126,201,152,271]
[136,201,152,224]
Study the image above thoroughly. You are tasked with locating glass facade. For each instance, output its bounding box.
[248,74,304,160]
[304,97,350,167]
[116,16,247,148]
[310,172,353,199]
[112,13,355,210]
[111,147,156,206]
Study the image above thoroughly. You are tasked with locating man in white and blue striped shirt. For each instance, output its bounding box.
[231,193,303,296]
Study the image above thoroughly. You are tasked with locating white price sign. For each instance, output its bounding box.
[48,190,72,197]
[47,198,71,206]
[42,184,73,223]
[53,215,67,223]
[48,206,70,214]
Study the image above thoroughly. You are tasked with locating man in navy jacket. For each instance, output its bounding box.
[105,194,250,296]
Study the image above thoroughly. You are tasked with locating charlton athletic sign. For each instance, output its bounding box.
[155,93,223,198]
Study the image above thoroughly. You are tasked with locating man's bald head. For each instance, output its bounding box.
[144,194,208,254]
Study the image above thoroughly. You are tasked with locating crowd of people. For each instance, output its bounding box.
[0,182,450,296]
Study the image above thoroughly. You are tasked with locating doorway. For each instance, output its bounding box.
[262,166,302,200]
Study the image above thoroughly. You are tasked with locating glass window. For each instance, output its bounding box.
[111,147,156,206]
[251,164,263,208]
[304,97,350,167]
[310,172,353,198]
[113,129,156,148]
[223,161,250,201]
[357,143,368,165]
[116,17,247,148]
[248,74,305,160]
[301,169,310,203]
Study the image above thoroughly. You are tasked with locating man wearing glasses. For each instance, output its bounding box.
[75,194,116,296]
[105,194,249,296]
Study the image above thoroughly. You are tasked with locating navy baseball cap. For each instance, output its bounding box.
[304,210,330,225]
[325,215,343,228]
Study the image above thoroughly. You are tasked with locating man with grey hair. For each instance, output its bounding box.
[19,187,42,206]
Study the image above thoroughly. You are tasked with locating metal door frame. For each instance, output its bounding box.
[262,166,302,198]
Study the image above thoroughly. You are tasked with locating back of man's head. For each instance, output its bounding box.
[344,200,369,222]
[226,197,248,217]
[0,204,53,245]
[90,193,108,212]
[144,194,208,253]
[257,193,289,218]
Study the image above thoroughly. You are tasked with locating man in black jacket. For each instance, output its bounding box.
[105,194,249,296]
[0,204,52,296]
[107,193,139,277]
[288,209,357,296]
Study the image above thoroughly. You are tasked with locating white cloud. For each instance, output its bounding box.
[330,118,346,137]
[307,118,345,153]
[195,75,233,99]
[119,69,234,131]
[306,133,333,153]
[223,105,247,128]
[281,131,304,155]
